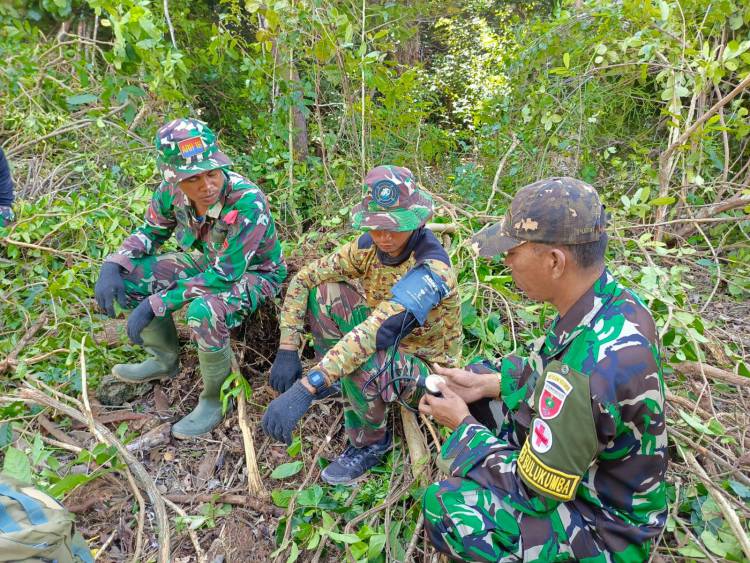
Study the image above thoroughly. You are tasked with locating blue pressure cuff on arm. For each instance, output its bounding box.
[390,264,450,325]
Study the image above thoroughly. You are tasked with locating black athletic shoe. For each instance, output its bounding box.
[321,432,392,485]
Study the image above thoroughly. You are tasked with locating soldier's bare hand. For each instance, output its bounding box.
[432,363,499,403]
[419,382,470,430]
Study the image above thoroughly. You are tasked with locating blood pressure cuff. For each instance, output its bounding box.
[390,264,450,325]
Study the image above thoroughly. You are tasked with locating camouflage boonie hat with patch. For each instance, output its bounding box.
[471,177,606,258]
[351,165,434,232]
[155,118,232,183]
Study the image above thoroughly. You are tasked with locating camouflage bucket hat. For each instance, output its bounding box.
[471,177,606,258]
[155,118,232,183]
[351,165,434,232]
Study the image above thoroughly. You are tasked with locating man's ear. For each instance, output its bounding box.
[549,248,567,279]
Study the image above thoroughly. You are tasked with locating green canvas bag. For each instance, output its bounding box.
[0,474,93,563]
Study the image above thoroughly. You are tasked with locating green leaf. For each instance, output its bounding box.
[327,531,362,544]
[66,93,98,106]
[286,436,301,458]
[368,533,387,560]
[271,488,295,508]
[0,423,12,450]
[286,541,299,563]
[678,410,715,435]
[297,485,324,507]
[728,480,750,500]
[271,461,303,479]
[677,541,706,557]
[649,196,676,206]
[700,530,728,557]
[563,52,570,69]
[2,446,32,483]
[658,0,670,21]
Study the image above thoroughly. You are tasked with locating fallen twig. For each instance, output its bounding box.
[401,405,429,481]
[125,422,171,453]
[232,357,265,497]
[403,511,424,562]
[79,338,146,563]
[163,496,207,563]
[164,493,283,517]
[0,312,49,374]
[675,361,750,388]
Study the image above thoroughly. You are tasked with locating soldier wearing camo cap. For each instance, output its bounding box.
[419,177,667,562]
[261,165,463,484]
[94,118,286,439]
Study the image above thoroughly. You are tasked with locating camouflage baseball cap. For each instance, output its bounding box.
[351,165,434,232]
[471,177,606,258]
[155,118,232,183]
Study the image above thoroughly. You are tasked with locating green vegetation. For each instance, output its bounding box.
[1,0,749,560]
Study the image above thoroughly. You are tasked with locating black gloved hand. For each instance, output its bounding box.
[95,262,127,318]
[127,299,155,345]
[261,380,314,444]
[270,349,303,393]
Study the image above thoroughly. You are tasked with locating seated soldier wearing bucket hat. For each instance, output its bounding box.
[418,177,667,562]
[94,118,286,439]
[261,165,463,485]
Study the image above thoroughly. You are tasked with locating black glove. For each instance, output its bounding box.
[270,349,303,393]
[261,380,314,444]
[95,262,127,317]
[127,299,155,345]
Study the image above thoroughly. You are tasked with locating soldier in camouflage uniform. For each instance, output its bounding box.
[0,147,15,227]
[419,178,667,562]
[94,118,286,439]
[261,165,463,484]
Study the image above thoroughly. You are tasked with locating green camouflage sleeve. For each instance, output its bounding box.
[316,259,457,383]
[149,193,272,316]
[107,182,176,272]
[439,416,560,518]
[279,240,367,348]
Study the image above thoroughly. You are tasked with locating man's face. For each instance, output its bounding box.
[177,169,224,210]
[370,229,412,257]
[504,242,553,301]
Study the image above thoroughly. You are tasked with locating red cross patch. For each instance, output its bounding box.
[531,418,552,454]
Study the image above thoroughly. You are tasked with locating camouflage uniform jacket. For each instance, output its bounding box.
[107,170,286,316]
[441,270,667,557]
[279,230,462,383]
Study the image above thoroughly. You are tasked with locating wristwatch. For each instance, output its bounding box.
[306,370,328,393]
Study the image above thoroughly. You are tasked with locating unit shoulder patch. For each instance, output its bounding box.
[538,370,573,420]
[178,136,206,158]
[530,418,553,453]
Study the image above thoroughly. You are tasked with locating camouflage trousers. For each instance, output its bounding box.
[0,206,14,227]
[308,282,429,447]
[423,361,606,563]
[123,252,276,352]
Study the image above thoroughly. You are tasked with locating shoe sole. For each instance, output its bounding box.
[110,367,179,384]
[320,471,371,486]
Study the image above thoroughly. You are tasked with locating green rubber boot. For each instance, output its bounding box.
[112,315,180,383]
[172,345,232,439]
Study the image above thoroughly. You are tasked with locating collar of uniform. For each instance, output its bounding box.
[542,269,616,357]
[206,173,230,219]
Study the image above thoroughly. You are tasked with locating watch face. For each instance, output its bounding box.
[309,371,324,389]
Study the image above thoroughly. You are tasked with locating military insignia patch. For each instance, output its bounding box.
[531,418,553,453]
[539,370,573,420]
[518,441,580,501]
[372,179,399,208]
[178,136,206,159]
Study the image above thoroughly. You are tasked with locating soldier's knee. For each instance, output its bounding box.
[186,296,211,321]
